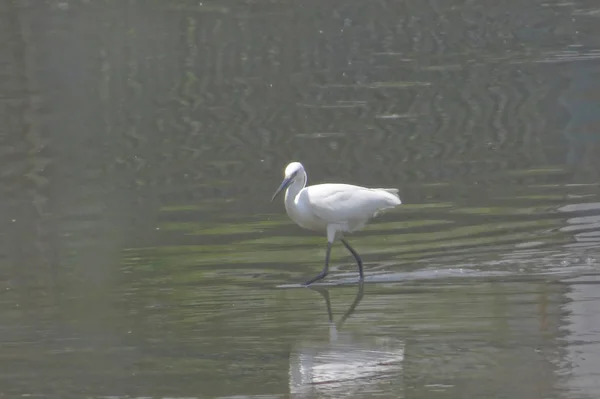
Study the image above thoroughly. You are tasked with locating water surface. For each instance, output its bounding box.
[1,0,600,398]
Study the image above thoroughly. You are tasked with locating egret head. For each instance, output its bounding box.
[271,162,305,202]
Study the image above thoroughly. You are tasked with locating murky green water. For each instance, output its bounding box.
[1,0,600,398]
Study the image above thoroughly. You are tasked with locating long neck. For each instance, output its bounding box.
[284,173,307,209]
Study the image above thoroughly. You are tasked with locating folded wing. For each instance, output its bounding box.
[304,184,401,227]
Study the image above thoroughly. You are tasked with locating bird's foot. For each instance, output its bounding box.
[302,272,328,286]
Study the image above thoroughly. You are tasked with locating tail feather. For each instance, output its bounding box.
[366,188,402,221]
[381,188,399,196]
[374,188,402,206]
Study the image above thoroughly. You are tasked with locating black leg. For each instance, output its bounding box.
[303,242,332,285]
[341,238,364,281]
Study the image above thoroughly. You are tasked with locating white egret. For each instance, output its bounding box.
[271,161,402,285]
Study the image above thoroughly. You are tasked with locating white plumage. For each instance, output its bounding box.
[271,161,402,285]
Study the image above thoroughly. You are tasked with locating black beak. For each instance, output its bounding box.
[271,176,293,202]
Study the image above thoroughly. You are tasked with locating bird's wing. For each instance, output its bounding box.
[303,184,399,224]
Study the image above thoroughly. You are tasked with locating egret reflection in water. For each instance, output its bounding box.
[289,284,405,398]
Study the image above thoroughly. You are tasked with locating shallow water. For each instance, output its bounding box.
[1,0,600,398]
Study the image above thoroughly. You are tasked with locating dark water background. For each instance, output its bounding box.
[1,0,600,398]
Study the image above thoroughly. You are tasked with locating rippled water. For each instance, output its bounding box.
[1,0,600,398]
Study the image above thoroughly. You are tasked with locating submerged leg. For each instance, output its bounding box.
[303,242,333,286]
[341,238,364,281]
